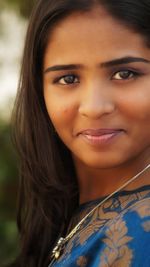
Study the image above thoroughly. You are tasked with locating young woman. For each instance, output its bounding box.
[12,0,150,266]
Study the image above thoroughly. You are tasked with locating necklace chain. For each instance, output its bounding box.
[49,163,150,265]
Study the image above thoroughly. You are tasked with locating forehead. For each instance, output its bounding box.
[44,7,150,66]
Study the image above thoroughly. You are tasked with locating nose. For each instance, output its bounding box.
[78,83,115,119]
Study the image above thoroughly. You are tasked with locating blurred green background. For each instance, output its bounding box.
[0,0,35,265]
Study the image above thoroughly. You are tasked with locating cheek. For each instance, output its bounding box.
[118,88,150,121]
[44,94,76,130]
[119,90,150,147]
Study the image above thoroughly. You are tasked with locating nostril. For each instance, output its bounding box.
[78,100,115,118]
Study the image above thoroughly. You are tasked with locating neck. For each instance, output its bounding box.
[74,154,150,204]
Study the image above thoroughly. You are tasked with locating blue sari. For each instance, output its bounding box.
[49,185,150,266]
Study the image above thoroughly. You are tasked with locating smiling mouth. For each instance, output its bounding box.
[77,129,124,145]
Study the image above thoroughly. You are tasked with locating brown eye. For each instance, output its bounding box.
[112,70,135,80]
[59,75,79,85]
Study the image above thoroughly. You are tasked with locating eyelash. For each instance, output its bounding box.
[112,69,141,80]
[52,69,142,86]
[53,74,79,85]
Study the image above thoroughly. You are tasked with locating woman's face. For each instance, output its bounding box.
[43,7,150,169]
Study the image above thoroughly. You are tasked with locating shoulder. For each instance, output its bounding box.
[106,195,150,241]
[101,196,150,266]
[119,192,150,228]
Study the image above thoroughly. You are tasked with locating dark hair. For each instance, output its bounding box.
[12,0,150,266]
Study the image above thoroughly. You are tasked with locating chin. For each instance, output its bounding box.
[79,154,127,169]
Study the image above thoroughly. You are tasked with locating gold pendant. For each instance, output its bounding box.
[52,237,65,260]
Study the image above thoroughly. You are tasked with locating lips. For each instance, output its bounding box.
[77,128,124,145]
[78,128,123,136]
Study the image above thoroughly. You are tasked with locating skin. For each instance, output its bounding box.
[43,7,150,203]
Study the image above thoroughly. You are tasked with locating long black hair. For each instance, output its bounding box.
[12,0,150,266]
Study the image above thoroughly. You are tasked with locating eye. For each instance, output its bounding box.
[55,74,79,85]
[112,70,138,80]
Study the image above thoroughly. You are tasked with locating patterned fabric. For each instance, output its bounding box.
[49,185,150,267]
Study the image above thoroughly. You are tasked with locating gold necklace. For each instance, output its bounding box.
[49,163,150,266]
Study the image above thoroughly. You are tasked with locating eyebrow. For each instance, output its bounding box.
[101,56,150,68]
[44,56,150,73]
[44,64,83,73]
